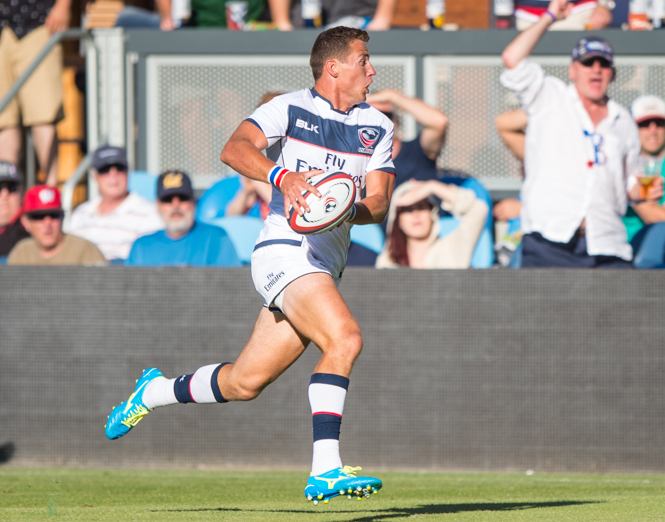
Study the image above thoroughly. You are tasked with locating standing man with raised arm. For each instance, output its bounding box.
[500,0,662,268]
[105,26,395,505]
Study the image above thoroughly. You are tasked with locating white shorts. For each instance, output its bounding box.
[250,238,342,312]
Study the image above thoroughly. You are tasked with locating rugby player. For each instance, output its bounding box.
[105,26,395,504]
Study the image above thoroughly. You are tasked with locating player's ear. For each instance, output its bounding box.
[326,59,339,78]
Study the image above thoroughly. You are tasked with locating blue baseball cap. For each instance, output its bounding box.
[157,170,194,200]
[0,161,21,184]
[572,36,613,65]
[92,145,128,171]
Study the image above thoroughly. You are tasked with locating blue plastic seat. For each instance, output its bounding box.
[205,216,264,265]
[196,175,261,222]
[350,223,385,254]
[128,171,158,202]
[632,222,665,269]
[0,256,7,265]
[437,176,494,268]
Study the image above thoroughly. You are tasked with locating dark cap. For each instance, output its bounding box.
[572,36,613,65]
[157,170,194,200]
[0,161,21,184]
[92,145,128,171]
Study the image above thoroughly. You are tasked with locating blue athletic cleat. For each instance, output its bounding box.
[105,368,164,440]
[305,466,382,505]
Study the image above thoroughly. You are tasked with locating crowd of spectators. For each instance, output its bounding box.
[3,0,665,269]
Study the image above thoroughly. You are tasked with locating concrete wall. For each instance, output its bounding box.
[1,267,663,472]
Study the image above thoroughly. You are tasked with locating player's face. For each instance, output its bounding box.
[0,182,21,226]
[95,165,129,200]
[398,200,433,240]
[158,194,195,238]
[338,40,376,105]
[638,118,665,156]
[569,58,613,103]
[22,212,64,251]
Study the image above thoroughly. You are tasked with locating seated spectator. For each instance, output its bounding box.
[375,180,488,269]
[8,185,107,266]
[271,0,396,31]
[366,89,447,189]
[623,95,665,242]
[493,108,527,266]
[225,176,272,220]
[514,0,612,30]
[0,161,29,257]
[126,170,241,267]
[68,146,163,262]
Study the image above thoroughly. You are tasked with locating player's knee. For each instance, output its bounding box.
[333,327,363,362]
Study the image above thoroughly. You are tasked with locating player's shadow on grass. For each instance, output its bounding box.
[342,501,602,521]
[156,500,601,519]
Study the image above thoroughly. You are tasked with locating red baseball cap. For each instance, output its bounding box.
[22,185,63,215]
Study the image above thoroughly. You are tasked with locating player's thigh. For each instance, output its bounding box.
[280,272,362,354]
[228,306,310,394]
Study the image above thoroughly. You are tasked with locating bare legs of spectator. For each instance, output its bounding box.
[0,124,58,187]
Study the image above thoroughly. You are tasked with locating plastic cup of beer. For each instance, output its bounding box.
[637,157,661,200]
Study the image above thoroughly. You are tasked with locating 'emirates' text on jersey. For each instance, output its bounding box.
[246,88,395,273]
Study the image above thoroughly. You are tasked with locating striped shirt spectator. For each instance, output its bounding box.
[68,146,163,261]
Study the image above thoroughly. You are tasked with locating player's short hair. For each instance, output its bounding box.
[310,26,370,81]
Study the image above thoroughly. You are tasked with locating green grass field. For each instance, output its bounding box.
[1,468,664,521]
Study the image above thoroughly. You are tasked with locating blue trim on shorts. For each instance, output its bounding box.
[253,238,303,251]
[309,373,350,390]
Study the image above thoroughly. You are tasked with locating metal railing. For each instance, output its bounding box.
[0,28,90,187]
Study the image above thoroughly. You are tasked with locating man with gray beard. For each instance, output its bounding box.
[125,170,241,267]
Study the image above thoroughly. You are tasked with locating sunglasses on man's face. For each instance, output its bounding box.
[27,211,64,221]
[97,164,128,175]
[160,194,192,204]
[0,182,19,193]
[638,118,665,129]
[580,58,612,69]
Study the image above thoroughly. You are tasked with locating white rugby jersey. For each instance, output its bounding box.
[246,88,395,274]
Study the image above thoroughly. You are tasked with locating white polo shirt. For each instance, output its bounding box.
[500,59,641,261]
[68,192,164,261]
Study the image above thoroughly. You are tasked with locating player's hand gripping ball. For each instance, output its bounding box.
[288,172,357,235]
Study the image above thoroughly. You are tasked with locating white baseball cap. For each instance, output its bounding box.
[631,95,665,124]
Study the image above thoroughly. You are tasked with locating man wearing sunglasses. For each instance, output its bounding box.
[126,170,241,267]
[499,0,657,268]
[0,161,29,258]
[68,145,163,263]
[623,95,665,242]
[7,185,106,265]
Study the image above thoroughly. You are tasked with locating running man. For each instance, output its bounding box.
[105,26,395,504]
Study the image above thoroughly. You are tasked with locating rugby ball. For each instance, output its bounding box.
[288,172,357,235]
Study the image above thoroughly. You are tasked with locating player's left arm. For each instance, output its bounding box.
[348,170,394,226]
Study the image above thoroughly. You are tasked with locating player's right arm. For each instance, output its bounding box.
[220,121,322,217]
[501,0,570,69]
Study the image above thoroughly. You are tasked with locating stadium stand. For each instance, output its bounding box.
[203,215,264,264]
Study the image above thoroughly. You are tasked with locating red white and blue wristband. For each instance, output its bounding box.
[268,165,289,188]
